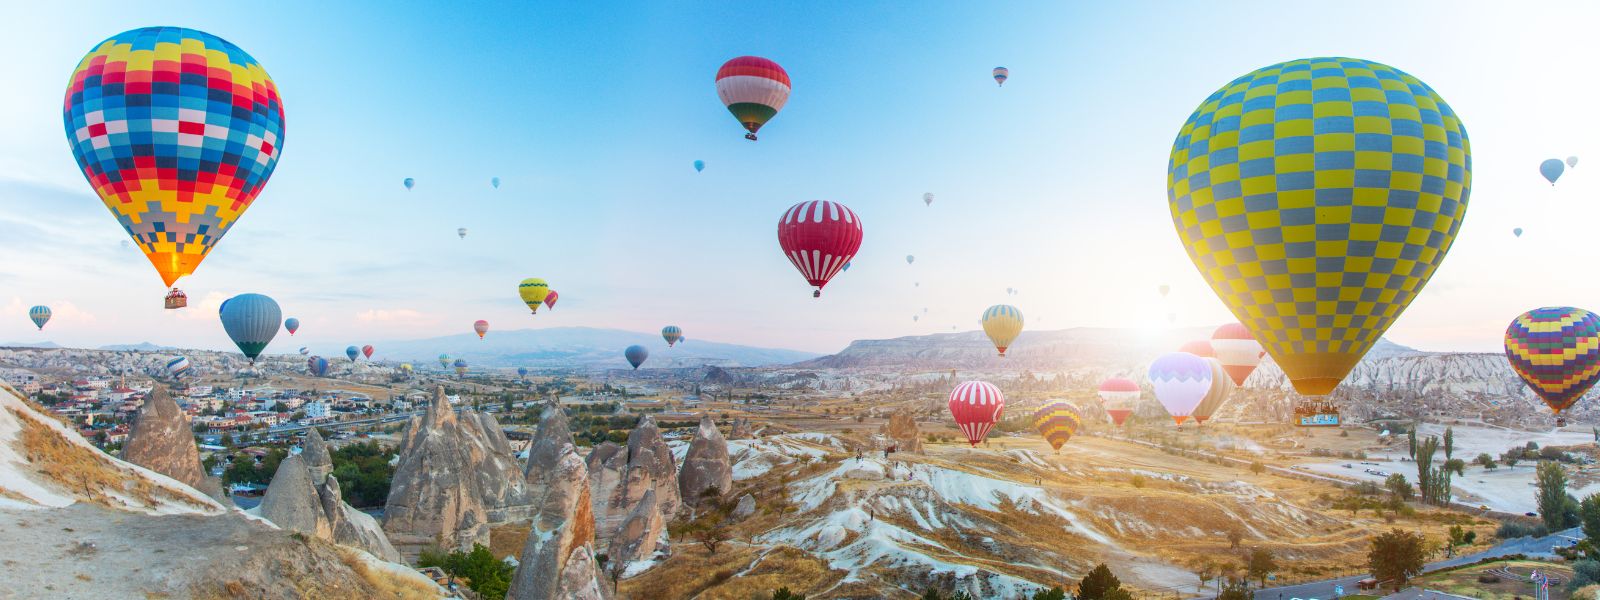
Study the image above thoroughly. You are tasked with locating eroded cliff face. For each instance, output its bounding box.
[120,386,225,500]
[509,446,609,600]
[678,414,733,509]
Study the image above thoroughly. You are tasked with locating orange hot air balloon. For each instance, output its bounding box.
[473,319,489,339]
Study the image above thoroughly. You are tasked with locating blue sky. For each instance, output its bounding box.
[2,1,1598,354]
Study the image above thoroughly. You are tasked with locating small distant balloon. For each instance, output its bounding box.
[404,177,415,190]
[457,227,468,239]
[1158,284,1171,298]
[27,306,50,330]
[906,255,915,265]
[624,344,649,370]
[298,347,309,355]
[517,367,529,378]
[362,345,374,359]
[1541,159,1565,185]
[307,356,329,377]
[346,346,359,361]
[992,67,1008,87]
[1514,227,1523,238]
[219,294,281,362]
[923,193,934,206]
[913,315,919,322]
[474,319,489,339]
[1568,156,1579,168]
[491,177,501,188]
[694,160,705,172]
[284,317,299,336]
[165,356,191,379]
[843,262,851,272]
[544,290,559,310]
[454,358,468,376]
[662,326,683,347]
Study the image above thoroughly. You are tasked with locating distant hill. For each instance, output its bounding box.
[97,342,180,352]
[0,341,62,349]
[303,326,819,369]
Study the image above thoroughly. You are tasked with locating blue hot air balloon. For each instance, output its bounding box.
[1514,227,1524,238]
[693,160,705,172]
[453,358,469,376]
[27,306,51,330]
[491,177,501,189]
[165,356,191,379]
[219,293,281,362]
[299,347,309,355]
[403,177,415,190]
[346,346,360,361]
[517,367,529,379]
[284,317,300,336]
[1541,159,1565,185]
[624,345,649,370]
[307,356,329,377]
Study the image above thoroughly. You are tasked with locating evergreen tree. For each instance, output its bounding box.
[1076,563,1123,600]
[1443,426,1454,460]
[1538,461,1576,530]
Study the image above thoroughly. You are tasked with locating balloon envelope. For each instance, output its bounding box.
[1178,340,1214,357]
[1169,58,1471,396]
[1032,401,1083,451]
[1541,159,1565,185]
[1148,352,1212,424]
[1098,378,1141,426]
[1192,358,1235,424]
[64,28,285,289]
[716,56,790,140]
[519,278,550,313]
[298,347,308,355]
[27,306,50,330]
[981,305,1024,356]
[517,367,529,378]
[491,177,501,188]
[948,381,1005,447]
[457,227,467,239]
[438,354,450,368]
[923,193,934,206]
[284,317,299,335]
[694,160,705,172]
[662,326,683,347]
[624,345,649,369]
[544,290,559,310]
[1211,323,1265,386]
[1504,307,1600,415]
[474,319,489,339]
[404,178,414,190]
[1513,228,1523,238]
[777,201,863,297]
[347,346,360,361]
[992,67,1008,86]
[906,255,914,265]
[1568,156,1579,168]
[362,345,374,359]
[165,356,190,379]
[219,294,281,360]
[1158,285,1170,298]
[307,356,328,377]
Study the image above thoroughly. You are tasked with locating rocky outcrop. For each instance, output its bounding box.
[477,411,514,456]
[259,454,401,562]
[385,387,532,552]
[586,441,628,540]
[882,408,924,454]
[625,415,680,517]
[508,446,609,600]
[729,417,754,439]
[607,489,663,577]
[120,387,225,500]
[589,415,681,544]
[732,493,756,520]
[525,402,575,485]
[300,428,333,485]
[678,415,732,509]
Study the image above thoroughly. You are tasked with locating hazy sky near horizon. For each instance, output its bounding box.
[1,1,1598,355]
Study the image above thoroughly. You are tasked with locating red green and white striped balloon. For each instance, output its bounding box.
[716,56,790,141]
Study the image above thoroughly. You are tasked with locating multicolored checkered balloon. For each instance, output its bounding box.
[63,27,285,289]
[1168,57,1471,396]
[1505,307,1600,416]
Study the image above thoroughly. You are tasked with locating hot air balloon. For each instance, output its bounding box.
[1514,227,1524,238]
[981,305,1023,357]
[362,345,374,360]
[284,317,299,336]
[347,346,360,361]
[457,227,468,239]
[1158,285,1170,298]
[400,363,413,374]
[307,356,329,377]
[905,255,915,265]
[474,320,489,339]
[694,160,705,172]
[624,345,649,370]
[912,315,919,322]
[1210,323,1265,386]
[1191,358,1235,424]
[27,306,50,330]
[544,290,559,310]
[1568,156,1580,168]
[491,177,501,188]
[519,278,550,313]
[1033,401,1083,452]
[716,56,789,141]
[298,347,309,355]
[517,367,529,379]
[1541,159,1565,185]
[1169,58,1471,396]
[1178,340,1214,357]
[219,293,281,362]
[1505,307,1600,427]
[662,326,683,347]
[454,358,468,376]
[1098,378,1141,426]
[777,201,863,297]
[65,28,285,307]
[404,178,415,190]
[1147,352,1212,425]
[842,262,852,272]
[923,193,934,206]
[165,356,191,379]
[992,67,1008,87]
[438,354,450,368]
[948,381,1005,447]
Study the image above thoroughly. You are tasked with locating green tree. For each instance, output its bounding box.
[1075,563,1124,600]
[1581,493,1600,549]
[1244,548,1276,588]
[1216,579,1251,600]
[1384,473,1414,504]
[1369,528,1427,592]
[418,544,513,600]
[222,448,287,486]
[771,587,807,600]
[329,440,396,508]
[1445,525,1469,557]
[1407,426,1417,459]
[1030,587,1066,600]
[1443,426,1454,460]
[1538,461,1576,530]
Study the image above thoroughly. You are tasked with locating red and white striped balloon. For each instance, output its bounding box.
[948,381,1005,447]
[777,200,863,298]
[1211,322,1265,386]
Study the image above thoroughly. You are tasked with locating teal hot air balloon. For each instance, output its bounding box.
[27,306,51,330]
[517,367,529,379]
[219,293,281,362]
[1541,159,1565,185]
[693,160,705,172]
[624,345,649,370]
[662,326,683,347]
[491,177,501,189]
[284,317,299,335]
[403,177,415,190]
[346,345,360,361]
[1514,227,1524,237]
[438,354,451,368]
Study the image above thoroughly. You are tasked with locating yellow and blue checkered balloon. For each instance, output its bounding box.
[1168,58,1471,395]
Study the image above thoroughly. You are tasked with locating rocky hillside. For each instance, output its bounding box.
[0,380,444,599]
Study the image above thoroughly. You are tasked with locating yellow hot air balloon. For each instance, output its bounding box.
[981,305,1023,357]
[518,278,550,314]
[1168,58,1471,395]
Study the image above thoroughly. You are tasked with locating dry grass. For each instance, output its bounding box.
[490,522,532,561]
[697,546,840,600]
[10,406,206,510]
[338,549,446,600]
[617,544,768,600]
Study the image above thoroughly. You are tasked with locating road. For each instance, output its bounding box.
[1242,527,1580,599]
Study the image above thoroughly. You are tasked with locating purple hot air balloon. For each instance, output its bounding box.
[1147,352,1213,425]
